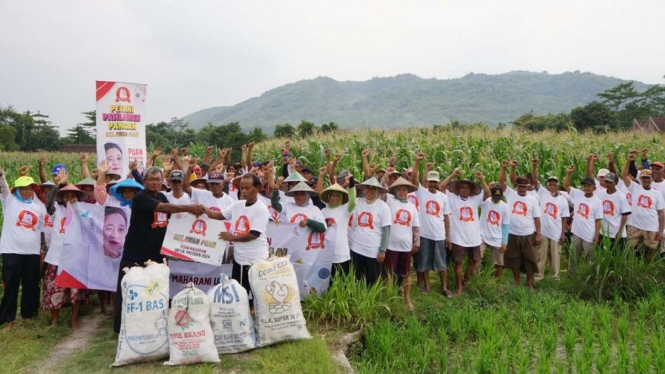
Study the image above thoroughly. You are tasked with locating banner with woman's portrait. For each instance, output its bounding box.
[96,81,148,179]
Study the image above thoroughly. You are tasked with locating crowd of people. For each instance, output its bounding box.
[0,143,663,328]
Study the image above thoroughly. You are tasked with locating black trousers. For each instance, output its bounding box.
[351,251,382,286]
[232,260,252,298]
[330,260,351,287]
[0,254,41,325]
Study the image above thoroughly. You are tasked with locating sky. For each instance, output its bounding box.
[1,0,664,134]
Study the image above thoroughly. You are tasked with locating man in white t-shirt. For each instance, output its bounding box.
[442,169,490,296]
[647,161,665,256]
[621,153,665,263]
[480,185,510,281]
[210,174,271,296]
[564,166,603,271]
[501,173,541,291]
[410,154,452,298]
[163,170,191,205]
[597,173,631,250]
[532,171,569,281]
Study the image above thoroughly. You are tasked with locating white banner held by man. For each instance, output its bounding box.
[160,213,228,266]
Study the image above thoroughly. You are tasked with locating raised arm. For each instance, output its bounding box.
[563,164,575,193]
[411,152,424,187]
[38,152,48,183]
[621,152,634,187]
[95,161,110,204]
[183,157,198,195]
[607,152,616,174]
[531,158,540,188]
[422,162,434,187]
[329,152,342,182]
[208,148,227,176]
[586,154,596,180]
[361,149,371,180]
[240,144,248,170]
[0,167,9,199]
[80,152,90,179]
[202,146,213,165]
[246,142,255,170]
[316,167,326,194]
[147,147,162,169]
[509,160,518,186]
[473,171,491,200]
[439,169,462,192]
[499,160,509,191]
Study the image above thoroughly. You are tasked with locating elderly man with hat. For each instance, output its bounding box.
[185,159,234,212]
[164,170,191,204]
[621,153,665,263]
[271,182,326,232]
[0,166,46,327]
[411,153,452,297]
[441,169,490,296]
[564,166,604,271]
[382,176,420,310]
[531,159,570,281]
[318,169,357,280]
[43,171,91,329]
[596,172,631,251]
[349,177,392,286]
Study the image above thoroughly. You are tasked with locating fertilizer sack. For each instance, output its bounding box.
[112,260,170,367]
[249,255,311,347]
[164,283,220,365]
[207,274,256,354]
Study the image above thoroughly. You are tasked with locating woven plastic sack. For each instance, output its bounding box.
[207,274,256,354]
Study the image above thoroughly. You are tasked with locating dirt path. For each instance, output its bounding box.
[28,313,105,374]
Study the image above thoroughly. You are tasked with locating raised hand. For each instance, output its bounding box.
[181,147,188,157]
[416,152,425,161]
[501,160,510,168]
[284,140,292,149]
[324,149,331,157]
[627,152,636,162]
[19,165,31,177]
[607,152,615,163]
[425,162,434,171]
[361,149,370,158]
[642,149,649,159]
[128,160,138,171]
[152,147,163,158]
[566,164,576,173]
[171,147,179,157]
[188,157,198,166]
[510,160,518,167]
[532,158,539,166]
[249,142,256,150]
[55,168,69,185]
[473,171,485,180]
[241,144,247,151]
[219,148,227,159]
[276,177,284,189]
[319,166,327,175]
[205,145,213,154]
[334,152,343,162]
[39,152,47,165]
[98,160,111,174]
[452,168,463,177]
[80,152,89,163]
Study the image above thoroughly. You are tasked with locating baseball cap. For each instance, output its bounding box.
[581,177,596,185]
[207,171,225,184]
[426,171,440,182]
[640,169,653,178]
[52,163,67,176]
[597,168,610,178]
[201,163,211,172]
[546,176,559,183]
[490,185,504,198]
[169,170,184,181]
[604,172,618,183]
[651,162,665,169]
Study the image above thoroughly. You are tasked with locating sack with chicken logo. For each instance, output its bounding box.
[207,273,256,354]
[249,255,311,346]
[164,283,220,365]
[112,260,170,367]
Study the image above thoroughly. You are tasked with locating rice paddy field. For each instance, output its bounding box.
[2,127,665,373]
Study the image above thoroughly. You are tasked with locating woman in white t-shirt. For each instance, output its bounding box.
[349,177,392,286]
[383,177,420,311]
[317,169,357,281]
[0,170,46,327]
[271,182,326,232]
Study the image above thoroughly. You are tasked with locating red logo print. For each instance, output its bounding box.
[407,194,419,209]
[393,209,412,226]
[425,200,441,217]
[45,214,54,228]
[487,210,500,226]
[306,231,326,250]
[189,219,207,236]
[459,207,475,222]
[16,210,38,231]
[512,201,528,216]
[626,193,632,206]
[577,203,590,219]
[115,86,131,103]
[357,212,375,229]
[602,200,615,216]
[290,213,308,224]
[325,217,337,227]
[544,202,558,219]
[234,215,250,234]
[267,205,280,221]
[151,212,169,228]
[348,213,354,228]
[637,195,653,209]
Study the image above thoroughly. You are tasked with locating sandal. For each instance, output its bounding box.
[442,289,454,299]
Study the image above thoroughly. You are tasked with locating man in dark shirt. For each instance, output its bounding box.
[113,167,206,333]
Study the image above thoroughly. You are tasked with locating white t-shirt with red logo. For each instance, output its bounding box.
[504,187,541,236]
[447,193,483,247]
[480,198,510,248]
[386,195,420,252]
[569,188,604,242]
[0,194,46,255]
[407,192,419,210]
[627,183,665,232]
[597,189,631,238]
[537,188,571,242]
[221,200,270,266]
[190,188,234,213]
[350,198,392,258]
[322,204,351,263]
[279,202,325,226]
[44,205,68,266]
[164,191,191,205]
[415,185,450,241]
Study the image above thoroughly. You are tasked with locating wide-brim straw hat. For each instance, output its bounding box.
[285,181,318,197]
[284,172,307,183]
[75,177,96,188]
[359,177,388,194]
[388,177,417,194]
[55,184,90,202]
[106,172,122,181]
[321,183,349,204]
[448,179,482,196]
[12,176,40,195]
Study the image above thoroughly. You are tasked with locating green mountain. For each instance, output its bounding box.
[183,71,651,132]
